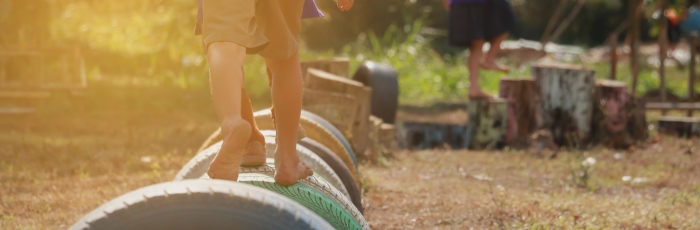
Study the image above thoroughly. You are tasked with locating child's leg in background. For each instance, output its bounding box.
[468,40,491,99]
[265,51,313,186]
[482,32,510,73]
[206,42,252,180]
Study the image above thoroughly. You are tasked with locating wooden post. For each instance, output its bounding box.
[659,0,669,115]
[610,33,618,80]
[498,78,539,147]
[532,64,596,147]
[630,0,642,96]
[690,32,698,117]
[301,58,350,81]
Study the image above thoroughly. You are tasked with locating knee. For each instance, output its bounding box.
[207,42,246,64]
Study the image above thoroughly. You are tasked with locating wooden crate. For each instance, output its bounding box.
[302,88,358,137]
[305,68,372,154]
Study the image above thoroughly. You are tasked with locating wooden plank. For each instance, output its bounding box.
[659,0,669,115]
[0,107,35,115]
[0,91,50,99]
[610,33,618,80]
[690,32,698,117]
[301,58,350,80]
[657,116,700,138]
[646,102,700,110]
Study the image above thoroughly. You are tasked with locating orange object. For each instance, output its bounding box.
[666,9,680,26]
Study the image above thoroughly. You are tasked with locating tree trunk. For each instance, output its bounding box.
[532,63,596,147]
[466,99,508,149]
[498,78,539,148]
[590,80,633,148]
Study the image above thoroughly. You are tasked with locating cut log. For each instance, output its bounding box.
[590,80,634,148]
[301,58,350,80]
[466,99,508,149]
[657,116,700,138]
[498,78,539,148]
[305,68,372,154]
[532,64,596,147]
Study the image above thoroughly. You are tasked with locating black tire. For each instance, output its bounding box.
[70,180,333,230]
[299,138,364,214]
[300,110,358,169]
[352,61,399,124]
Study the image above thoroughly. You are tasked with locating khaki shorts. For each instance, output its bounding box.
[201,0,304,59]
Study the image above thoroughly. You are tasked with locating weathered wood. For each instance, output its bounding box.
[657,116,700,138]
[0,91,50,99]
[629,0,642,95]
[0,107,35,115]
[659,0,669,115]
[302,89,358,137]
[532,63,596,147]
[305,68,372,154]
[498,78,539,147]
[610,33,618,80]
[379,123,396,151]
[596,80,629,133]
[301,58,350,81]
[689,32,698,117]
[590,80,634,148]
[646,102,700,110]
[466,99,508,149]
[626,96,649,141]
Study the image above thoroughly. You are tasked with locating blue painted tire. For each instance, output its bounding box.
[69,180,333,230]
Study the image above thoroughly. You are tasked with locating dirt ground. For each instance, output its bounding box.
[1,86,699,229]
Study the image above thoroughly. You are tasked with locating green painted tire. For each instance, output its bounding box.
[70,180,333,230]
[299,138,364,214]
[202,165,369,230]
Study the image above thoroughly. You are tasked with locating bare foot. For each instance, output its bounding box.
[468,88,493,100]
[241,141,266,167]
[480,60,510,73]
[273,148,313,186]
[207,118,252,181]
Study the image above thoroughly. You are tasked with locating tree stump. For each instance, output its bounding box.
[498,78,539,148]
[302,89,358,136]
[466,99,508,149]
[657,117,700,138]
[590,80,633,148]
[305,68,372,154]
[532,64,596,147]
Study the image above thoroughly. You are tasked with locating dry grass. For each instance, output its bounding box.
[362,139,700,229]
[1,85,699,229]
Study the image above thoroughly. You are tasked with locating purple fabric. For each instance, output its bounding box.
[195,0,323,35]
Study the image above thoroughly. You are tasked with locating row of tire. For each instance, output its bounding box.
[71,110,369,230]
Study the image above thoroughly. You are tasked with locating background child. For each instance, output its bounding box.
[444,0,516,99]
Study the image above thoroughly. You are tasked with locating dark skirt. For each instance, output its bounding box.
[448,0,516,47]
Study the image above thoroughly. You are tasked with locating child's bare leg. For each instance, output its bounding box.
[481,32,510,73]
[468,40,491,99]
[206,42,252,181]
[265,51,313,186]
[240,88,266,166]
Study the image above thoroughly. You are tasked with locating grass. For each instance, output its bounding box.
[362,142,700,229]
